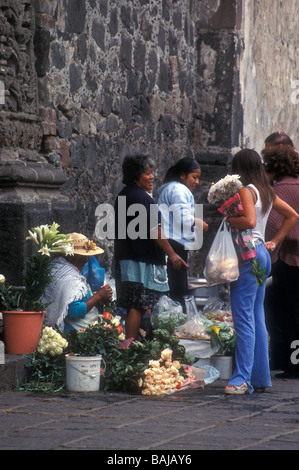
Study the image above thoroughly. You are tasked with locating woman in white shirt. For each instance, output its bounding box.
[224,149,299,395]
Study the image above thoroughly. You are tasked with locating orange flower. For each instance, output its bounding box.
[103,311,111,320]
[116,325,123,335]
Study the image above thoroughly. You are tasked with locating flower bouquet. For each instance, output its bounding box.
[205,323,236,356]
[207,174,243,207]
[208,175,266,286]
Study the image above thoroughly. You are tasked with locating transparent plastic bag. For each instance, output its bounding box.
[175,295,210,340]
[203,297,234,326]
[184,295,199,321]
[151,295,186,332]
[203,219,239,285]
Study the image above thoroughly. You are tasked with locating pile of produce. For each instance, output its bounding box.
[141,348,185,395]
[204,309,233,325]
[174,319,211,340]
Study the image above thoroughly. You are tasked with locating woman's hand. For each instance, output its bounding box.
[93,284,113,305]
[168,252,189,270]
[265,240,277,252]
[84,284,113,312]
[195,218,209,233]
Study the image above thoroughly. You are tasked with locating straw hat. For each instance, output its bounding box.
[67,233,104,256]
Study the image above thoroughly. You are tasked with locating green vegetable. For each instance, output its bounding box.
[183,351,195,365]
[153,328,170,342]
[169,335,179,348]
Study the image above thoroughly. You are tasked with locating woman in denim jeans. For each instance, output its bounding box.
[224,149,299,395]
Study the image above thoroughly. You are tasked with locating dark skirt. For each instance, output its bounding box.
[115,262,166,315]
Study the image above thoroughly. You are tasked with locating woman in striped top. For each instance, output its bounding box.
[263,132,299,378]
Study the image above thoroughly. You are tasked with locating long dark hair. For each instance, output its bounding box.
[231,149,275,214]
[164,157,200,183]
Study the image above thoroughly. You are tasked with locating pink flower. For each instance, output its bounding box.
[120,337,134,349]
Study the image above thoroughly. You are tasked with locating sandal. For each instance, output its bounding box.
[224,382,248,395]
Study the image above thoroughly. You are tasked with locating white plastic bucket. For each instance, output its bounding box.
[65,355,102,392]
[210,355,233,380]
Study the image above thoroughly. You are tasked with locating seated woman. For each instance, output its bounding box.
[42,232,113,331]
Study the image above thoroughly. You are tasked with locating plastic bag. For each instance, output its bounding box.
[151,295,186,332]
[174,295,210,340]
[174,319,211,340]
[81,256,105,292]
[184,295,199,321]
[202,297,233,325]
[203,219,239,285]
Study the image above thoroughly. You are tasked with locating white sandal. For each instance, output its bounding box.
[224,382,248,395]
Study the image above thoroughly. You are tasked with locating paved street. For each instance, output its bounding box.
[0,373,299,451]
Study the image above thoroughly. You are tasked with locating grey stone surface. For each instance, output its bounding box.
[0,365,299,450]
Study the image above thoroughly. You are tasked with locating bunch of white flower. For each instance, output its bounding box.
[37,326,68,357]
[26,222,74,257]
[207,174,242,205]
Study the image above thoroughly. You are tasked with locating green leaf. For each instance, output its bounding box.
[250,258,266,287]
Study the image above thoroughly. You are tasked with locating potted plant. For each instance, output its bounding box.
[205,322,236,379]
[0,223,73,354]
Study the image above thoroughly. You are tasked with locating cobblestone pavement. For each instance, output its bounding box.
[1,373,299,451]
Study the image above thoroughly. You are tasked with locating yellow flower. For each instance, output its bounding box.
[211,325,220,335]
[87,240,96,250]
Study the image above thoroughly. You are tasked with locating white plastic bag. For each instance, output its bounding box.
[204,219,239,285]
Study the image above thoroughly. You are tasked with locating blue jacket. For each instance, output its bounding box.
[157,181,195,249]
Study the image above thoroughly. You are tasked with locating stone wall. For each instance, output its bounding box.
[240,0,299,152]
[0,0,244,281]
[6,0,297,283]
[33,0,242,275]
[0,0,79,284]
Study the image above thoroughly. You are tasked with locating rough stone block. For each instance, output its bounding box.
[41,121,57,136]
[0,355,27,390]
[43,136,59,152]
[40,107,57,122]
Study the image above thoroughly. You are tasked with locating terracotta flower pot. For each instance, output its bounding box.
[2,310,45,355]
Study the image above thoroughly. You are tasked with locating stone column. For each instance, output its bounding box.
[0,0,77,285]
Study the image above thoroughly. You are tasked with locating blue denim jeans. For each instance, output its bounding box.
[229,243,272,393]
